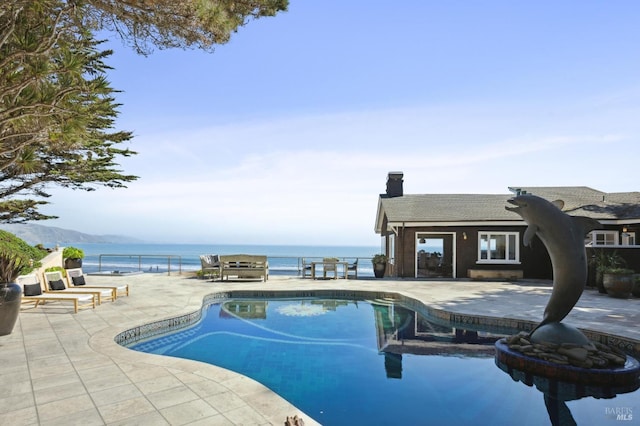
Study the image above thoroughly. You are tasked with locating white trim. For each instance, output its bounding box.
[383,219,637,232]
[477,231,520,263]
[387,221,523,228]
[589,230,619,247]
[622,232,636,246]
[414,232,457,279]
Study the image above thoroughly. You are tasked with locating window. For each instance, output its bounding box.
[388,234,395,265]
[622,232,636,246]
[588,231,618,246]
[478,232,519,263]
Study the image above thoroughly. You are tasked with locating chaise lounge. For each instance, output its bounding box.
[65,268,130,299]
[43,270,116,305]
[17,275,96,313]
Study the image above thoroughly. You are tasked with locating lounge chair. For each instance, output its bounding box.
[199,254,220,280]
[43,270,116,305]
[17,275,96,313]
[65,268,129,298]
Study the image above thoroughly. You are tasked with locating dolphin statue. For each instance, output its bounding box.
[506,194,601,332]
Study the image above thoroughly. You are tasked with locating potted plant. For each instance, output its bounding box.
[62,246,84,269]
[372,254,387,278]
[602,267,635,299]
[0,230,43,336]
[590,250,624,294]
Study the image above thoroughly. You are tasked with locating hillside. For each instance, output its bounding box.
[0,223,144,245]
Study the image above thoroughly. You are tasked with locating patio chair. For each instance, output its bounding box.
[43,270,115,305]
[65,268,129,298]
[323,257,340,279]
[199,254,220,280]
[301,258,313,278]
[347,259,358,279]
[17,275,96,313]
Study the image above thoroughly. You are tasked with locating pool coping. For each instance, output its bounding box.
[6,275,639,425]
[115,289,640,358]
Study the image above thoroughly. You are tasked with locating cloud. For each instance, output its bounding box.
[42,94,639,244]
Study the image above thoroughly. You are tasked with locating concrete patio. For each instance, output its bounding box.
[1,274,639,425]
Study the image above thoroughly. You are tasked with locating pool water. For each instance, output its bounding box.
[130,299,639,425]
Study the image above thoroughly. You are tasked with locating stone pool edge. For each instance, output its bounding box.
[114,289,640,358]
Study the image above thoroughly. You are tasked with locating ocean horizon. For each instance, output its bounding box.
[65,243,382,277]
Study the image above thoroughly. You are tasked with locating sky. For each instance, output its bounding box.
[42,0,640,246]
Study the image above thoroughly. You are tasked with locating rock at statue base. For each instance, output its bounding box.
[530,323,590,346]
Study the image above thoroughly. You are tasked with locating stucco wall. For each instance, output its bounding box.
[18,249,63,281]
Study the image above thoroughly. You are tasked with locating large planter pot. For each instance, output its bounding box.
[632,277,640,298]
[595,271,607,293]
[603,273,633,299]
[373,262,386,278]
[0,282,22,336]
[64,258,83,269]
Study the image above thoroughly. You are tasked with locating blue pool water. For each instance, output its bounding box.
[130,299,639,425]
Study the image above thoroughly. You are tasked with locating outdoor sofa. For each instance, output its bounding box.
[218,254,269,282]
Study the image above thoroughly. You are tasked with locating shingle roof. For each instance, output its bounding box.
[509,187,640,219]
[379,194,516,222]
[377,186,640,230]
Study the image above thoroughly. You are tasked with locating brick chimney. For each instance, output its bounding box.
[386,172,404,197]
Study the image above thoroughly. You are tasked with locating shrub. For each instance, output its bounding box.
[603,267,635,275]
[0,230,44,282]
[372,254,387,264]
[62,246,84,259]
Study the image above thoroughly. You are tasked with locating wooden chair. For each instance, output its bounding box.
[323,258,339,279]
[301,258,313,278]
[347,259,358,279]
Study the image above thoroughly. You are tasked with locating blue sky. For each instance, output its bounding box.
[43,1,640,245]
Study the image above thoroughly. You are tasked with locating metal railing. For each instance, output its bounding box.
[97,254,183,275]
[92,254,373,277]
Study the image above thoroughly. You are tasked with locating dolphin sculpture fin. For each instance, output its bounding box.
[523,224,539,247]
[571,216,602,236]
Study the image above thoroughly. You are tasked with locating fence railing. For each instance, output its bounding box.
[97,254,182,275]
[91,254,373,277]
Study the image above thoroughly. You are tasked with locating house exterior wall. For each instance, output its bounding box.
[518,233,553,279]
[390,225,554,279]
[381,219,639,280]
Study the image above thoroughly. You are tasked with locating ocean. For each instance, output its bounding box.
[68,243,381,277]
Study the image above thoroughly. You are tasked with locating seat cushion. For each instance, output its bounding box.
[23,283,42,296]
[71,275,86,286]
[49,279,66,290]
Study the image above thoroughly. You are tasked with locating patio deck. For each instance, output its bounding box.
[1,274,638,425]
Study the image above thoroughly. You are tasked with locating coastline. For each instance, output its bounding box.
[71,242,380,276]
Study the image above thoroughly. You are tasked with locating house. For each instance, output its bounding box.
[374,172,640,280]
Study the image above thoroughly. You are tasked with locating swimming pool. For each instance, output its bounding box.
[129,297,639,425]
